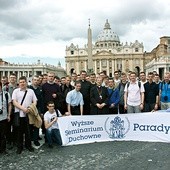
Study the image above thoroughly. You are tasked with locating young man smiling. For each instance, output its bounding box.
[44,101,62,148]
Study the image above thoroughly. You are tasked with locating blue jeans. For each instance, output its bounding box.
[46,128,62,145]
[127,105,141,113]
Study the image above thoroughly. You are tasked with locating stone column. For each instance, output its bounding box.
[99,60,102,72]
[76,61,80,74]
[7,71,9,78]
[85,61,87,72]
[94,60,96,74]
[107,60,109,75]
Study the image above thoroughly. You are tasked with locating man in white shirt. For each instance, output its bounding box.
[124,72,145,113]
[12,76,37,154]
[139,71,147,85]
[44,101,62,148]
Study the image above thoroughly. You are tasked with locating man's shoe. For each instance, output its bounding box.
[48,144,53,148]
[7,144,13,150]
[34,141,40,146]
[38,136,42,140]
[26,146,34,152]
[0,150,8,155]
[16,149,22,154]
[3,150,8,155]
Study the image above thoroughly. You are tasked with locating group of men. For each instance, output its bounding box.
[64,70,169,115]
[0,69,169,155]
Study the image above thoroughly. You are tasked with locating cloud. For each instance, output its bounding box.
[0,0,169,59]
[0,0,26,9]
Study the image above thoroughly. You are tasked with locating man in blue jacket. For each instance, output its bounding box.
[107,78,120,114]
[159,73,170,110]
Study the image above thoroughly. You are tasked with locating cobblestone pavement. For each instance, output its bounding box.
[0,141,170,170]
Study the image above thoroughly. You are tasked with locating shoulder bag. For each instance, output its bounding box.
[13,90,27,127]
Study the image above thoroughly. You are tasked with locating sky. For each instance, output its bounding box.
[0,0,170,66]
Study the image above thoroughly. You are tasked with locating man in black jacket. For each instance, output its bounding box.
[79,70,92,115]
[29,75,44,146]
[90,76,109,115]
[144,72,159,112]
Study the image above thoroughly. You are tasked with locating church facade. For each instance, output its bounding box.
[145,36,170,79]
[65,20,144,76]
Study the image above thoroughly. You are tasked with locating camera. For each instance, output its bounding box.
[164,96,168,101]
[0,109,3,115]
[51,117,55,122]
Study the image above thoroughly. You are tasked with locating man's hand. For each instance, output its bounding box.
[154,103,158,110]
[101,103,106,108]
[96,103,101,108]
[140,104,144,110]
[110,103,115,108]
[65,112,71,116]
[23,108,29,114]
[52,93,57,98]
[52,117,57,123]
[7,114,11,122]
[124,104,127,110]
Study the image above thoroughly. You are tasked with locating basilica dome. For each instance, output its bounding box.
[96,19,120,43]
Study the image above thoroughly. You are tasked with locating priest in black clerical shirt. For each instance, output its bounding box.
[90,76,109,115]
[79,70,92,115]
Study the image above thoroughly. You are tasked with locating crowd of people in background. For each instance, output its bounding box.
[0,69,170,155]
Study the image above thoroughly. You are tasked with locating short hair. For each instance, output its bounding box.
[109,77,114,81]
[140,71,145,75]
[47,101,55,106]
[130,72,137,76]
[48,72,55,75]
[75,80,81,86]
[65,75,71,79]
[54,76,60,80]
[10,73,16,77]
[155,74,159,77]
[32,75,39,80]
[114,71,119,74]
[90,73,96,76]
[39,74,43,78]
[148,72,153,76]
[19,76,27,82]
[61,77,66,80]
[121,72,127,76]
[80,70,87,74]
[2,76,8,79]
[43,73,48,77]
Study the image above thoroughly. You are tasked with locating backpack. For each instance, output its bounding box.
[160,81,170,91]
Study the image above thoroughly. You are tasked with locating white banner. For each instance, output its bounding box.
[58,111,170,146]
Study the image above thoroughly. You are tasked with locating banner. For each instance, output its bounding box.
[58,111,170,146]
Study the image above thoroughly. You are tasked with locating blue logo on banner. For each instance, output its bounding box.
[105,116,130,139]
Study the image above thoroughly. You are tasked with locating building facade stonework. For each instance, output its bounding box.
[0,59,66,80]
[145,36,170,79]
[65,20,144,76]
